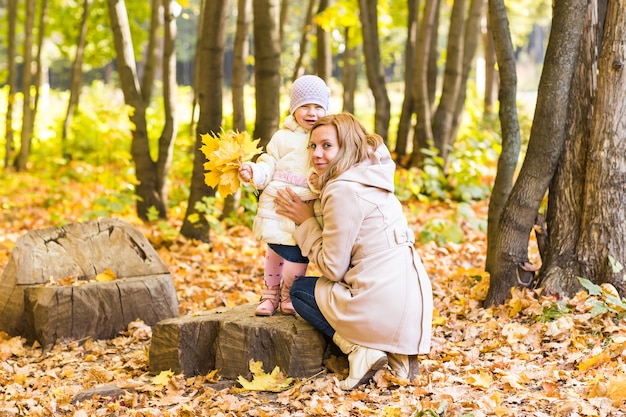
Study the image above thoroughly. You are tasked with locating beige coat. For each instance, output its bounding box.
[242,116,319,245]
[293,144,433,354]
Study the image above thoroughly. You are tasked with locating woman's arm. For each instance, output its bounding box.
[281,183,363,281]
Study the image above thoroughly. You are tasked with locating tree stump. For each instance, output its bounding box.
[149,303,327,379]
[0,218,179,348]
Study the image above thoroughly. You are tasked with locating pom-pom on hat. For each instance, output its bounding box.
[289,75,330,115]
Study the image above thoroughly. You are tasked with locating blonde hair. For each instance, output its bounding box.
[310,113,383,190]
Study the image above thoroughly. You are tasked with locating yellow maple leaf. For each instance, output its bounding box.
[236,359,294,392]
[200,129,262,197]
[205,369,221,383]
[432,308,447,326]
[94,268,116,282]
[238,133,263,161]
[606,374,626,406]
[203,169,222,189]
[200,132,220,154]
[217,168,240,197]
[152,369,175,386]
[578,350,611,371]
[467,370,493,389]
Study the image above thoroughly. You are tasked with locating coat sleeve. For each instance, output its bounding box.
[294,182,363,281]
[248,133,282,189]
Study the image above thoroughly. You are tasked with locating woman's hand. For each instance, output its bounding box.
[276,187,315,226]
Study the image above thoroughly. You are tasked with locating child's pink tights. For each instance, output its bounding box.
[264,246,307,288]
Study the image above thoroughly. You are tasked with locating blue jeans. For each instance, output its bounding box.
[290,277,335,338]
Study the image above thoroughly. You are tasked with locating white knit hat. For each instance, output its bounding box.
[289,75,330,115]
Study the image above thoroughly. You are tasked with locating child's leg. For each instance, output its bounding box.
[256,246,284,316]
[279,261,308,315]
[263,245,284,287]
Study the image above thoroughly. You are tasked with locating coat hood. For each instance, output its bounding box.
[332,144,396,193]
[283,115,308,133]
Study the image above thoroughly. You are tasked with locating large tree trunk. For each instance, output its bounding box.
[358,0,390,141]
[538,1,598,297]
[188,0,205,137]
[232,0,251,132]
[409,0,438,168]
[31,0,48,134]
[341,27,358,114]
[316,0,332,81]
[449,0,486,144]
[4,0,18,168]
[484,0,589,306]
[484,0,520,275]
[394,0,419,164]
[156,0,178,209]
[575,0,626,294]
[222,0,251,221]
[141,0,161,106]
[107,0,176,220]
[483,20,498,114]
[432,0,466,167]
[279,0,288,44]
[291,0,316,81]
[180,0,229,242]
[427,3,440,110]
[252,0,281,148]
[62,0,92,160]
[107,0,164,220]
[15,0,36,171]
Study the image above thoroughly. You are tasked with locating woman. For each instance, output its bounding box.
[275,113,433,390]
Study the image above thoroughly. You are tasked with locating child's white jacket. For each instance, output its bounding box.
[241,116,320,246]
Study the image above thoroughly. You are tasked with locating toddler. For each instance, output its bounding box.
[239,75,329,316]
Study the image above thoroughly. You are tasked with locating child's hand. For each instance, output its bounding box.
[239,164,252,182]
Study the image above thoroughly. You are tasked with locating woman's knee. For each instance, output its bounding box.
[290,279,306,299]
[290,276,316,297]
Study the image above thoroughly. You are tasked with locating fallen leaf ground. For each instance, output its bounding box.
[1,171,625,416]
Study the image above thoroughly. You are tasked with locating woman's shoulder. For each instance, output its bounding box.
[323,179,360,199]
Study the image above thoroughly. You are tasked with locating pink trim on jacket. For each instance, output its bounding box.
[272,170,309,188]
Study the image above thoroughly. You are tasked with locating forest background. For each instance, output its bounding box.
[1,0,626,416]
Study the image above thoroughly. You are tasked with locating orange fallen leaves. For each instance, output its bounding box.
[4,177,626,415]
[466,369,493,389]
[0,332,26,360]
[45,267,117,286]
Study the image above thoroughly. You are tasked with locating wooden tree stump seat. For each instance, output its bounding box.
[149,303,328,379]
[0,218,179,349]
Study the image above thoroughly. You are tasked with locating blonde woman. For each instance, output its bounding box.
[276,113,433,390]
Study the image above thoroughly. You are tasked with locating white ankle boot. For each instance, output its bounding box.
[387,353,420,380]
[332,333,387,390]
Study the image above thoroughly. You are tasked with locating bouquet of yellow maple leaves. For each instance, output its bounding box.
[200,129,262,196]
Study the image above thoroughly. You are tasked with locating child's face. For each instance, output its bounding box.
[309,124,339,174]
[293,104,326,130]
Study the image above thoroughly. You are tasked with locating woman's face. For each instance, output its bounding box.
[309,124,339,174]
